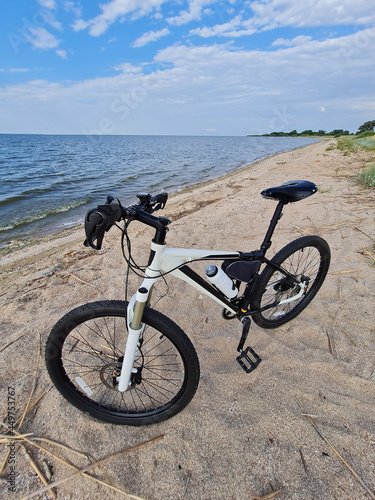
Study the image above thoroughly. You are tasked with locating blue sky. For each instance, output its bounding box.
[1,0,374,135]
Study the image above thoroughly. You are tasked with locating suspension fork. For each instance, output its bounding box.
[117,242,164,392]
[117,286,149,392]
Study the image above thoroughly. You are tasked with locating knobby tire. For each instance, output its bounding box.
[45,301,200,425]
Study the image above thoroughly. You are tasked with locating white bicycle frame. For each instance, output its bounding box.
[117,240,240,391]
[117,238,307,391]
[116,196,309,392]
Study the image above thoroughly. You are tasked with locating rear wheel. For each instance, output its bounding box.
[45,301,200,425]
[251,236,330,329]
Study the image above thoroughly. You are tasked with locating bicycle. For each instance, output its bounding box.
[45,180,331,426]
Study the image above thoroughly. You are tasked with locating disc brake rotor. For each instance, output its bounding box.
[100,362,122,390]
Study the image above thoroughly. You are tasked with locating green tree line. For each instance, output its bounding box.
[252,120,375,137]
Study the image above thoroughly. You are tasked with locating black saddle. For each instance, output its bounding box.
[261,180,317,203]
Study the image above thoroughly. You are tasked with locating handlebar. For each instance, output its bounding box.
[84,192,169,250]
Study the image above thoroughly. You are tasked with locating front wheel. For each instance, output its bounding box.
[251,235,330,329]
[45,301,200,425]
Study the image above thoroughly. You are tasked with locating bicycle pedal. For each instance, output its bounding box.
[236,347,261,373]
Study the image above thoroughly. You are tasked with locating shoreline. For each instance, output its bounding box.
[0,136,320,253]
[0,139,323,263]
[1,136,375,499]
[169,139,323,196]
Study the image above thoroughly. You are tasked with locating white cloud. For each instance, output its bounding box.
[56,49,68,59]
[31,7,63,31]
[113,62,143,73]
[76,0,167,36]
[188,0,375,39]
[37,0,56,9]
[1,28,375,134]
[0,68,29,73]
[76,0,362,38]
[152,29,375,108]
[64,1,82,18]
[71,19,89,31]
[45,15,63,31]
[132,28,170,48]
[189,15,245,38]
[166,0,216,26]
[249,0,375,29]
[272,35,312,47]
[35,0,64,30]
[25,27,61,50]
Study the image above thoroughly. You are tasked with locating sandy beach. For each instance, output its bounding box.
[1,139,374,499]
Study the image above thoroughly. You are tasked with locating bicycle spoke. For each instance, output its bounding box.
[61,314,186,415]
[259,245,322,320]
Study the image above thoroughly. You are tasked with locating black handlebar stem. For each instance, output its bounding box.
[135,209,171,244]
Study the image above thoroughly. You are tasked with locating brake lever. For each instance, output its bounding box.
[151,203,163,213]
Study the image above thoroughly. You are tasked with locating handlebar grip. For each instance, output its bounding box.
[84,202,123,250]
[151,192,168,207]
[83,192,168,250]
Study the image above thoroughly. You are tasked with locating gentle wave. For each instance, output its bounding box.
[0,198,90,232]
[0,134,320,246]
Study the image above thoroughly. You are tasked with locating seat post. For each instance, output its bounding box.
[260,201,286,255]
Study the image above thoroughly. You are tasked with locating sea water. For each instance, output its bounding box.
[0,134,319,247]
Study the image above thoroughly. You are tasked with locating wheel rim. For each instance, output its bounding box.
[259,245,322,321]
[60,315,187,417]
